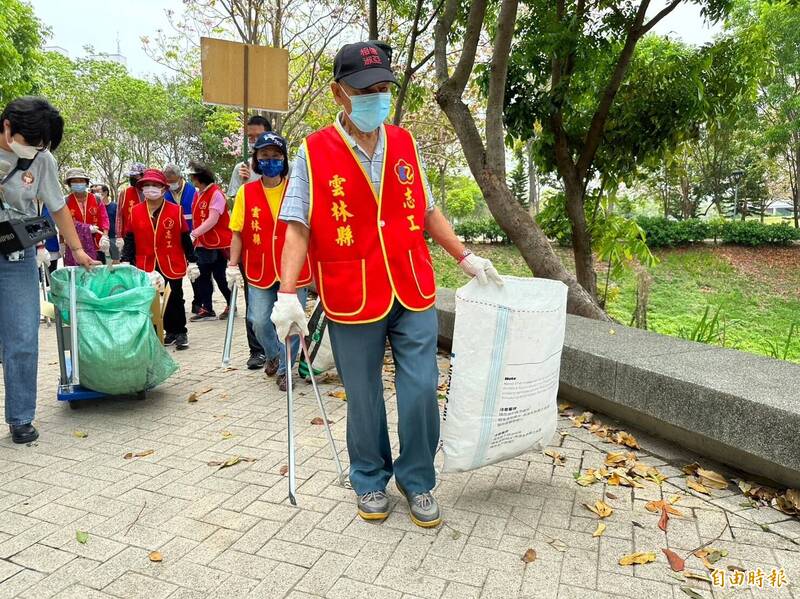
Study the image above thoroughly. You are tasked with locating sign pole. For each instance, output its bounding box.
[242,44,250,165]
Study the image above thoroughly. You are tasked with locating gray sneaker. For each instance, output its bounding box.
[357,490,389,522]
[397,483,442,528]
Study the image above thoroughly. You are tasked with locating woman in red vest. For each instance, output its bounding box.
[120,169,199,350]
[226,132,311,391]
[63,167,110,262]
[186,161,233,321]
[272,42,502,529]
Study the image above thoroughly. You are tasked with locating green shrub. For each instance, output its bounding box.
[454,218,511,244]
[637,217,800,248]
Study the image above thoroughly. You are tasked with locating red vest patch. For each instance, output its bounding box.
[192,184,232,249]
[305,124,436,324]
[129,200,188,279]
[241,179,312,289]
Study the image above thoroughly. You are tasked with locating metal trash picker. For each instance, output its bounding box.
[286,332,346,506]
[220,281,238,368]
[39,263,51,327]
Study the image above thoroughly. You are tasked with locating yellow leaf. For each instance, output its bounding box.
[148,551,163,562]
[329,390,347,401]
[644,500,684,517]
[614,431,640,449]
[544,449,565,466]
[521,548,537,563]
[619,552,656,566]
[683,570,711,582]
[73,431,88,439]
[585,500,613,518]
[221,431,234,440]
[557,402,572,412]
[187,393,198,403]
[604,452,628,466]
[696,468,728,490]
[687,477,710,495]
[609,329,616,335]
[593,523,606,537]
[123,449,155,460]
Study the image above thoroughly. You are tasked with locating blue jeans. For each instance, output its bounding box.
[0,247,40,425]
[247,283,308,375]
[328,302,440,495]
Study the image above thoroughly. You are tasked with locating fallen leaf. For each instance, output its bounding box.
[605,492,618,500]
[451,530,461,540]
[221,431,234,439]
[585,500,613,519]
[696,468,728,490]
[687,477,710,495]
[557,402,572,412]
[682,462,700,476]
[328,390,347,401]
[310,417,334,425]
[644,500,683,517]
[669,495,682,504]
[727,565,745,573]
[663,548,685,571]
[683,570,711,582]
[279,464,289,476]
[604,452,630,466]
[619,552,656,566]
[593,523,606,537]
[548,538,567,552]
[187,387,212,403]
[73,431,88,439]
[679,586,704,599]
[521,548,537,563]
[609,329,616,335]
[658,507,670,532]
[76,530,89,544]
[123,449,155,460]
[613,431,640,449]
[148,550,163,562]
[632,521,646,529]
[544,449,565,466]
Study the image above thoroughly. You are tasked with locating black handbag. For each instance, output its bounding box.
[0,156,57,255]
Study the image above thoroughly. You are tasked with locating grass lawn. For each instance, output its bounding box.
[430,242,800,363]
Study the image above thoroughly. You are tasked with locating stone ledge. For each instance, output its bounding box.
[435,288,800,488]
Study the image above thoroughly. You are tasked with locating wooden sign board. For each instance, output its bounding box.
[200,37,289,113]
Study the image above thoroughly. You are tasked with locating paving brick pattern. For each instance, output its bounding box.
[1,288,798,598]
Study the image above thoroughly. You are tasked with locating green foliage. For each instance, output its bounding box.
[0,0,45,105]
[636,217,800,247]
[594,215,657,280]
[536,192,574,246]
[763,322,798,361]
[453,218,510,244]
[508,147,528,208]
[678,305,731,346]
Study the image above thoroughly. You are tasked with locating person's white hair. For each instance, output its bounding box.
[162,163,183,178]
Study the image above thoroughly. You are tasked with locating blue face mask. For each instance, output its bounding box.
[71,183,88,194]
[344,90,392,133]
[257,159,284,178]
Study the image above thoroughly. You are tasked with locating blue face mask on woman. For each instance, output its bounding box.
[343,89,392,133]
[257,159,285,178]
[71,183,88,194]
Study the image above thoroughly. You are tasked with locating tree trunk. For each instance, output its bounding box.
[563,177,597,299]
[368,0,378,39]
[438,161,447,218]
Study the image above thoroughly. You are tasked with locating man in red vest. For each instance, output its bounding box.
[272,42,502,528]
[120,169,199,350]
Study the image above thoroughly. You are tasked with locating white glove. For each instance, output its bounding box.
[99,235,110,253]
[36,247,51,269]
[459,252,504,286]
[147,270,165,291]
[89,225,101,234]
[271,292,308,341]
[226,265,243,288]
[187,263,201,282]
[115,237,124,252]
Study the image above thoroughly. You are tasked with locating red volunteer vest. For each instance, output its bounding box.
[129,200,188,279]
[241,179,312,289]
[192,184,232,249]
[67,193,102,249]
[118,186,143,239]
[305,124,436,324]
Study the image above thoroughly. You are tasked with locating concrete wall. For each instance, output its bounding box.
[436,289,800,488]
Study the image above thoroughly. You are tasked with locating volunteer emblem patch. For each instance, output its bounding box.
[394,159,415,185]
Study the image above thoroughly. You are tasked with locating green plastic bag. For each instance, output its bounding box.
[50,265,178,395]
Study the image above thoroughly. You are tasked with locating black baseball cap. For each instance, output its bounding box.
[334,42,396,90]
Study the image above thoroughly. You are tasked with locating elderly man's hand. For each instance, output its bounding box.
[238,162,251,181]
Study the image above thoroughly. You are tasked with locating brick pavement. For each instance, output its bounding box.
[1,286,798,598]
